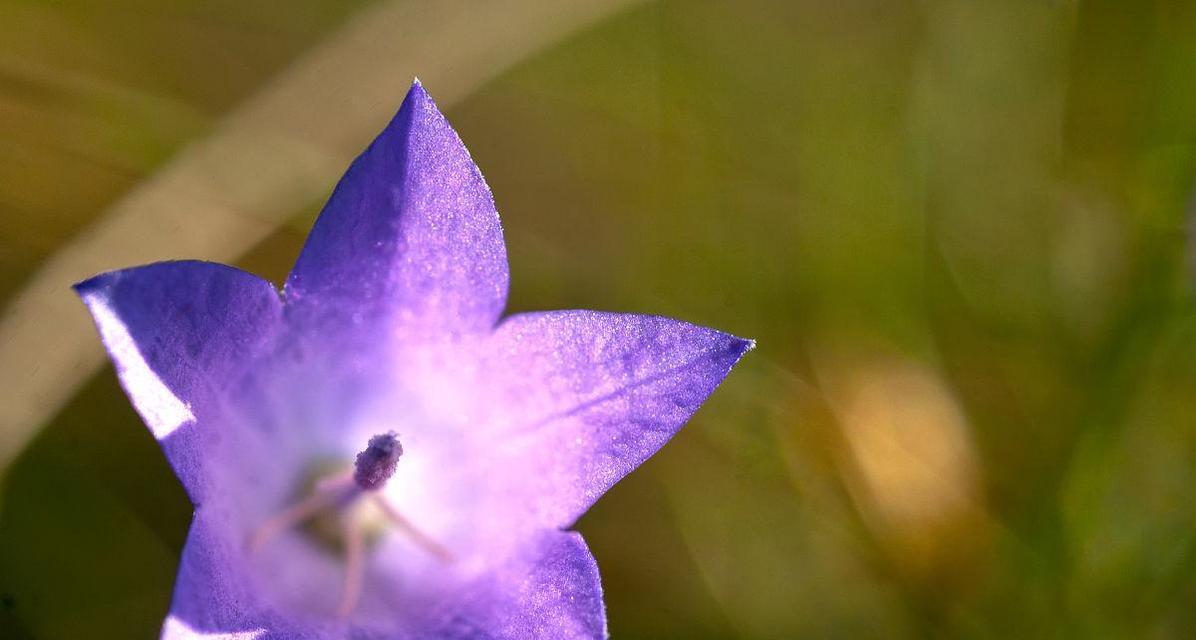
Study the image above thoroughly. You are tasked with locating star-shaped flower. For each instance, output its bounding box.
[76,80,752,639]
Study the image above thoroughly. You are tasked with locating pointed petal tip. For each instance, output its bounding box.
[72,278,95,296]
[385,77,439,137]
[724,335,755,367]
[404,77,433,106]
[720,331,755,355]
[73,272,115,298]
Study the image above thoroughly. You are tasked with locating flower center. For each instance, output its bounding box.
[247,432,450,618]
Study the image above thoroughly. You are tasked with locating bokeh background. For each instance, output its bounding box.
[3,0,1196,637]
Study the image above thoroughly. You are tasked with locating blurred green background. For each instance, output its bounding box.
[4,0,1196,637]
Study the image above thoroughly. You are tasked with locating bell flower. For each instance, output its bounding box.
[76,80,752,639]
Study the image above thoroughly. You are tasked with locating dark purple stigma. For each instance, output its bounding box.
[353,432,403,491]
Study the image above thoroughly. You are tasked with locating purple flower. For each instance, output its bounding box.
[75,81,752,640]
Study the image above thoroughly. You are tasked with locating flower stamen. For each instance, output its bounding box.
[249,484,347,552]
[247,432,452,617]
[372,494,454,562]
[337,516,366,618]
[353,431,402,491]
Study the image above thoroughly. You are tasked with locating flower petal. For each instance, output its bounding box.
[164,513,329,640]
[285,80,508,344]
[75,261,283,503]
[423,530,607,640]
[161,616,266,640]
[167,520,603,640]
[482,311,753,527]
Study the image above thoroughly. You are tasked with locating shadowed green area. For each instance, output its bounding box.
[5,0,1196,638]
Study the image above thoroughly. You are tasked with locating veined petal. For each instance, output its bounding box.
[75,261,283,503]
[285,80,508,345]
[482,311,753,528]
[423,530,607,640]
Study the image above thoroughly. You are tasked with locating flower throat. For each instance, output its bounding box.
[248,432,450,617]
